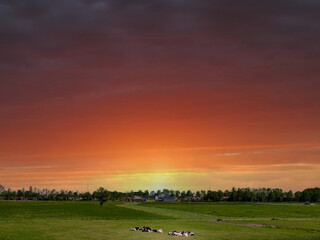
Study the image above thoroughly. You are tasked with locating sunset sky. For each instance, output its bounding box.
[1,0,320,192]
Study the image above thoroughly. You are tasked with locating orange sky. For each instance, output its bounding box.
[0,0,320,192]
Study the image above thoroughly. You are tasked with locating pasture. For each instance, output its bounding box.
[0,201,319,240]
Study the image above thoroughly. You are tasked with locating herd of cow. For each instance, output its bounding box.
[130,226,162,233]
[168,231,195,237]
[130,226,195,237]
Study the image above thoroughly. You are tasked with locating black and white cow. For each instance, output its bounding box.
[131,226,152,232]
[168,230,195,237]
[142,227,151,232]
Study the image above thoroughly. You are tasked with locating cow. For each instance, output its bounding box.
[132,227,194,236]
[142,227,151,232]
[182,232,189,237]
[168,230,194,237]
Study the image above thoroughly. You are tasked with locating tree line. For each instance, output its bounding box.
[0,184,319,202]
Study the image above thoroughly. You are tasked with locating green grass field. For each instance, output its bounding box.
[0,201,319,240]
[142,202,320,219]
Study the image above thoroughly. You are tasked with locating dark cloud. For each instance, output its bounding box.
[0,0,320,110]
[1,1,319,64]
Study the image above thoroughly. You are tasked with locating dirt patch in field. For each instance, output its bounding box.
[211,220,277,228]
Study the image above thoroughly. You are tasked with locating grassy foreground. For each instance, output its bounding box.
[0,201,319,240]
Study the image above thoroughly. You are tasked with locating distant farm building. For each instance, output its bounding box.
[155,195,177,202]
[183,196,200,202]
[133,196,144,202]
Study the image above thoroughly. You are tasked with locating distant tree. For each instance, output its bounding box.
[137,190,144,197]
[201,190,206,199]
[17,190,23,198]
[237,188,243,201]
[95,187,110,205]
[166,190,172,196]
[2,186,320,203]
[175,190,181,198]
[186,190,192,197]
[196,191,201,198]
[274,188,283,202]
[143,190,149,198]
[260,191,267,202]
[73,191,79,200]
[312,188,320,202]
[218,190,224,201]
[83,192,91,200]
[59,190,66,200]
[230,187,237,201]
[295,191,302,202]
[268,190,275,202]
[206,190,212,201]
[67,191,73,200]
[4,188,16,200]
[286,190,293,202]
[302,189,312,202]
[163,189,170,195]
[181,191,186,200]
[49,189,58,201]
[0,184,5,196]
[224,190,230,199]
[130,191,134,198]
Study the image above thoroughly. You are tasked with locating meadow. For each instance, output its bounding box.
[0,201,319,240]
